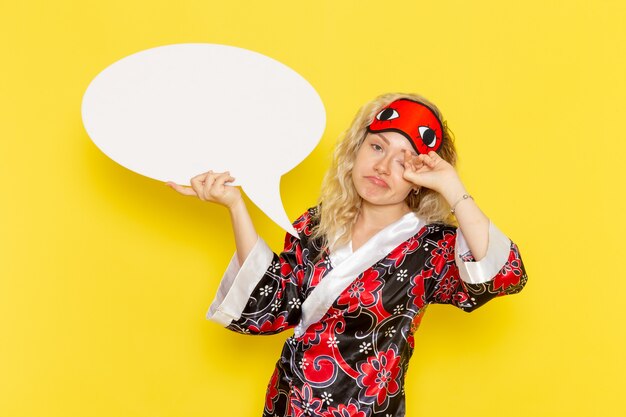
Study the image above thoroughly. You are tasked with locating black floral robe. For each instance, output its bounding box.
[207,206,527,417]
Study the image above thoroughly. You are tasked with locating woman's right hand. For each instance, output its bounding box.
[165,170,242,209]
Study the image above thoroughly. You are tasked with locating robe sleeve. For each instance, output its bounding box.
[205,210,312,335]
[426,221,527,312]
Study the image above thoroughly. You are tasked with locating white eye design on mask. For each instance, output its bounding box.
[376,108,399,121]
[418,126,437,147]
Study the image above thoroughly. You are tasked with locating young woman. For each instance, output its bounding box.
[166,92,527,417]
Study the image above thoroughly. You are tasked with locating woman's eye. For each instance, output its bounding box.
[371,144,383,151]
[375,108,400,121]
[418,126,437,147]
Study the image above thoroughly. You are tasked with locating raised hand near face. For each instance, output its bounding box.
[401,150,465,199]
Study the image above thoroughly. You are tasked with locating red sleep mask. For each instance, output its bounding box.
[367,99,444,154]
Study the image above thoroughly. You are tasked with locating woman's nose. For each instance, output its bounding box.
[374,156,391,175]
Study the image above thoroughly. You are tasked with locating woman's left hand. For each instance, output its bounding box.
[402,150,465,199]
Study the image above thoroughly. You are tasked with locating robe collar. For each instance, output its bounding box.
[294,211,423,337]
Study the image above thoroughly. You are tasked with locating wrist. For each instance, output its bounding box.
[440,179,468,206]
[450,194,474,214]
[227,196,245,212]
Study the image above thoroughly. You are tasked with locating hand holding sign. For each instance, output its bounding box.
[166,170,241,209]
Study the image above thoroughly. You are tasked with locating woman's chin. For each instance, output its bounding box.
[356,189,385,204]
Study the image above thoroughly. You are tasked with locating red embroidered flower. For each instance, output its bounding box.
[248,314,289,334]
[410,268,431,309]
[322,401,368,417]
[337,269,383,313]
[433,272,459,303]
[387,237,420,268]
[430,231,455,275]
[493,249,523,292]
[357,348,402,406]
[290,383,324,417]
[452,291,469,305]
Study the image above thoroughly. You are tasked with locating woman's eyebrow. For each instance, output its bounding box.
[375,133,417,156]
[375,133,390,145]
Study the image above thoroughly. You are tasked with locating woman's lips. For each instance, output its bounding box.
[365,176,388,188]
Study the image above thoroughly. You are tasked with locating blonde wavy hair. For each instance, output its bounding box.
[310,92,458,253]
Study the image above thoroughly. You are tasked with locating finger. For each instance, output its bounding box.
[428,151,442,166]
[416,154,429,166]
[191,171,215,200]
[217,172,235,186]
[422,154,436,168]
[190,171,210,191]
[408,159,423,171]
[204,171,220,190]
[404,150,421,169]
[403,150,414,170]
[212,172,235,194]
[166,181,197,196]
[190,170,213,185]
[409,155,424,170]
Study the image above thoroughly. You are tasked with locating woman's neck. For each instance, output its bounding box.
[355,201,412,233]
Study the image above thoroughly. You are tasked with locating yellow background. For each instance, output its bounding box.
[2,0,625,416]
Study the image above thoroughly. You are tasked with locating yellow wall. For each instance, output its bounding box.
[2,1,624,416]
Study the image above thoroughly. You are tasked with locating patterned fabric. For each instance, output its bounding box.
[215,207,527,416]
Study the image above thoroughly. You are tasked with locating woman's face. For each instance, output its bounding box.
[351,131,417,209]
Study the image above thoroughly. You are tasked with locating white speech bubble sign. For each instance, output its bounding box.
[81,43,326,236]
